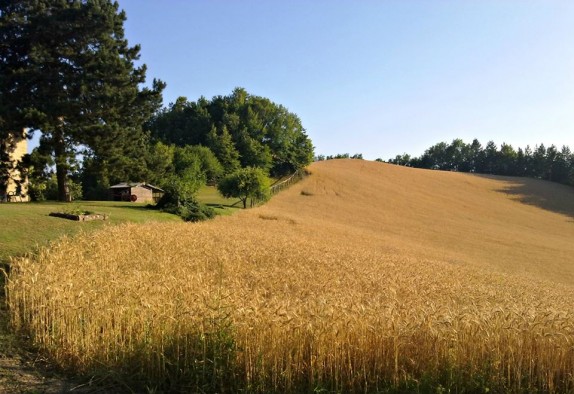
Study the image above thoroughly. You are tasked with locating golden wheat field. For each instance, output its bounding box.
[7,160,574,392]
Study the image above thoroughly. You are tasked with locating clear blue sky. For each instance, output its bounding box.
[116,0,573,160]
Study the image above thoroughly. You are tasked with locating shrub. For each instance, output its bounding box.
[178,199,216,222]
[29,176,83,201]
[156,194,215,222]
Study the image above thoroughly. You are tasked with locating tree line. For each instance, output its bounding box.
[147,89,313,178]
[1,1,314,216]
[388,139,574,186]
[315,153,364,161]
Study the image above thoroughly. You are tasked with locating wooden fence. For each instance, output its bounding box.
[269,169,308,195]
[250,168,309,207]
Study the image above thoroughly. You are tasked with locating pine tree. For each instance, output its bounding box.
[0,0,164,200]
[206,125,241,174]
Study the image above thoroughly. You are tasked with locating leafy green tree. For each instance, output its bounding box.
[217,167,271,209]
[498,143,518,175]
[326,153,350,160]
[186,145,224,184]
[146,96,212,147]
[388,153,411,166]
[144,141,175,187]
[167,146,206,203]
[143,142,216,222]
[161,168,204,209]
[157,169,214,222]
[419,142,449,170]
[171,145,222,183]
[147,88,314,176]
[163,168,203,207]
[446,139,470,171]
[288,131,315,169]
[235,128,273,170]
[0,0,164,201]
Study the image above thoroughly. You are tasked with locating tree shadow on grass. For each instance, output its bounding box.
[475,174,574,221]
[101,204,156,212]
[206,201,243,209]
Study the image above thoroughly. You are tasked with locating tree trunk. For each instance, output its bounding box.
[53,128,69,202]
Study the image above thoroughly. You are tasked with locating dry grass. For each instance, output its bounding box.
[6,160,574,392]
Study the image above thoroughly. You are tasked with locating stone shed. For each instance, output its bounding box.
[109,182,164,204]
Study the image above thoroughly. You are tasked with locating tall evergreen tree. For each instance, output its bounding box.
[0,1,29,187]
[482,141,498,174]
[206,125,241,174]
[468,139,484,173]
[498,143,518,176]
[0,0,164,200]
[548,145,570,184]
[532,144,548,179]
[515,147,527,177]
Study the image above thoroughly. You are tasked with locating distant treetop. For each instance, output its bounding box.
[389,138,574,187]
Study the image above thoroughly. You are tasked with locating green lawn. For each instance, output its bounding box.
[0,201,180,264]
[196,185,243,215]
[0,186,240,264]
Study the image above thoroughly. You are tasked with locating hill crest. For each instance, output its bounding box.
[253,159,574,285]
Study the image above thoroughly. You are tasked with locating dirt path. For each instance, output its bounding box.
[0,292,102,393]
[0,355,81,394]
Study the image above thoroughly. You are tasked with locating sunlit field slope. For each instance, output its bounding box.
[7,160,574,392]
[263,159,574,285]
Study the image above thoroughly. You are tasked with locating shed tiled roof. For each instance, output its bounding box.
[109,182,164,192]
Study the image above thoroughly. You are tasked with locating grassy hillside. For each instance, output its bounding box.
[6,160,574,392]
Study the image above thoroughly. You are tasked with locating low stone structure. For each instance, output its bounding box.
[49,212,109,221]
